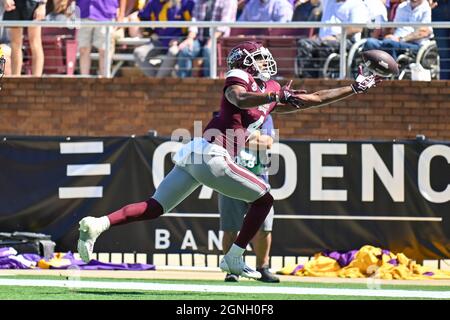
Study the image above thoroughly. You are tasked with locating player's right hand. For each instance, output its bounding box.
[278,80,306,109]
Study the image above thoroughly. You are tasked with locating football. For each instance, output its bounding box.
[361,49,399,77]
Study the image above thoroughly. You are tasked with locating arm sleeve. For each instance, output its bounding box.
[422,7,432,23]
[420,6,433,35]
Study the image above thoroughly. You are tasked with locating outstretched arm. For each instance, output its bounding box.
[295,86,354,109]
[225,85,273,109]
[272,86,354,113]
[273,68,381,113]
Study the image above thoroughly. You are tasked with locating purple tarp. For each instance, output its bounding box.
[323,250,358,268]
[0,247,155,271]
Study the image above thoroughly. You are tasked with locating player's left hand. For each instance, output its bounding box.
[351,66,382,94]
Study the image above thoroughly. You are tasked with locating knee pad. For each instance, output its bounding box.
[253,192,274,208]
[144,198,164,219]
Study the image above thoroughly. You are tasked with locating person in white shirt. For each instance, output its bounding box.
[363,0,433,59]
[318,0,369,40]
[297,0,370,78]
[363,0,387,24]
[363,0,388,38]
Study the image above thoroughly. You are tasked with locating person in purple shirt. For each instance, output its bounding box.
[76,0,127,76]
[133,0,195,77]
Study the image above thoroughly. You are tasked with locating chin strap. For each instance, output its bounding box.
[254,72,271,82]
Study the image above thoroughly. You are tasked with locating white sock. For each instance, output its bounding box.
[227,243,245,257]
[98,216,111,232]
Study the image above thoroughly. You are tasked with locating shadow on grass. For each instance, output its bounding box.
[61,290,155,296]
[64,290,233,299]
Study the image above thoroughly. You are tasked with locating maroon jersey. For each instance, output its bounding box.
[203,69,281,157]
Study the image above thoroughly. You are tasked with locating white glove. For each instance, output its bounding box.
[351,66,382,94]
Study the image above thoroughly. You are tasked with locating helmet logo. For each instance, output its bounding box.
[227,48,243,67]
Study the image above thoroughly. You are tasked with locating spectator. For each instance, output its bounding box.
[177,0,237,78]
[122,0,148,38]
[0,1,11,76]
[363,0,388,24]
[238,0,293,22]
[133,0,195,77]
[2,0,46,76]
[45,0,74,21]
[292,0,322,37]
[430,0,449,79]
[236,0,248,20]
[363,0,433,60]
[363,0,388,38]
[292,0,321,22]
[236,0,246,19]
[237,0,295,19]
[297,0,370,78]
[76,0,127,77]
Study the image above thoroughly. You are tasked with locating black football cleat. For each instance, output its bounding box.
[256,267,280,283]
[224,273,239,282]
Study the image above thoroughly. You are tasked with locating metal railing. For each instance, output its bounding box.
[0,20,449,79]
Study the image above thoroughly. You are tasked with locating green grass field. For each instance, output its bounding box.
[0,275,449,300]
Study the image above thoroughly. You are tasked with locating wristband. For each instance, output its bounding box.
[268,92,280,103]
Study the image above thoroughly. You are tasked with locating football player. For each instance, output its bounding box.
[77,41,381,279]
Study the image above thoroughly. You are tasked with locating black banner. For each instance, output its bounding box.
[0,136,449,260]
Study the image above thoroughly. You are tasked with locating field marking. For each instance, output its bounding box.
[67,164,111,176]
[0,279,449,299]
[59,187,103,199]
[60,142,104,154]
[163,213,442,222]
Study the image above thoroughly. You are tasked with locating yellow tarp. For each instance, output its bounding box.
[278,245,450,280]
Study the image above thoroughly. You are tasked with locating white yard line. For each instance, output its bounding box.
[164,213,442,222]
[0,279,449,299]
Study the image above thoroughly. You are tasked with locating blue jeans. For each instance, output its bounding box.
[177,39,202,78]
[202,45,211,77]
[363,38,420,60]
